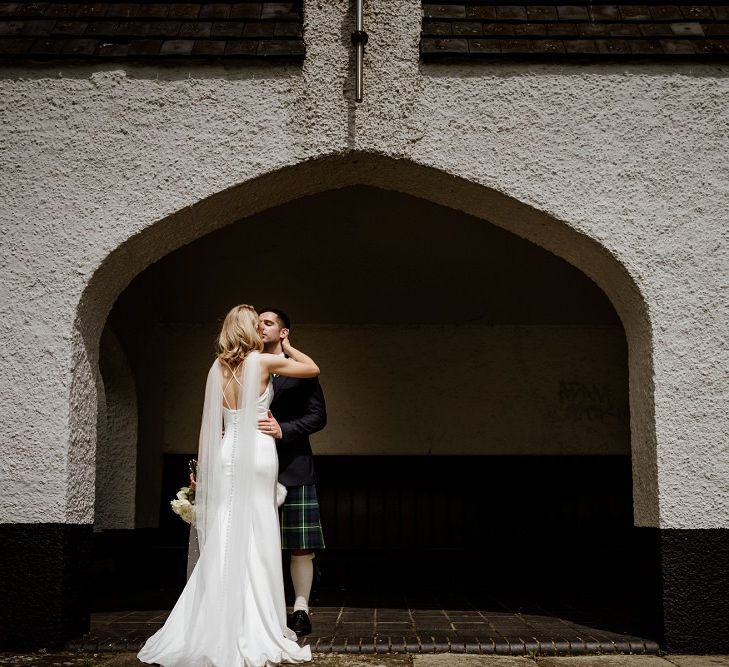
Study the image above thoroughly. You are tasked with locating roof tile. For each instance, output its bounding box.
[670,21,704,36]
[273,20,301,36]
[0,5,21,17]
[210,20,241,37]
[589,5,621,20]
[258,37,303,54]
[114,19,149,36]
[546,22,579,37]
[619,5,652,20]
[20,18,53,33]
[577,22,610,36]
[76,3,107,18]
[628,38,663,53]
[0,35,31,51]
[44,3,78,17]
[468,37,501,53]
[420,36,469,53]
[127,38,162,55]
[530,38,564,53]
[696,38,729,53]
[704,23,729,36]
[639,23,673,37]
[96,40,129,56]
[515,23,548,36]
[607,22,641,36]
[0,17,22,32]
[192,37,224,53]
[596,38,632,53]
[526,5,557,20]
[500,37,530,52]
[53,19,87,34]
[178,21,212,38]
[563,39,598,53]
[660,37,696,52]
[18,3,49,18]
[482,22,514,36]
[422,20,452,35]
[452,20,483,36]
[423,4,466,19]
[160,38,194,54]
[465,5,495,19]
[223,38,256,54]
[136,4,169,18]
[31,36,66,52]
[168,4,200,18]
[261,2,297,19]
[495,6,526,20]
[63,36,96,53]
[421,1,729,60]
[84,20,118,35]
[104,4,139,19]
[556,5,589,20]
[243,21,274,36]
[0,0,305,60]
[198,3,230,19]
[681,5,714,20]
[230,3,261,18]
[650,6,683,20]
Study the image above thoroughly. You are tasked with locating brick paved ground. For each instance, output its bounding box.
[69,605,659,655]
[2,649,729,666]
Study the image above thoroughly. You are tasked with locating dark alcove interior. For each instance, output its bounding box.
[92,187,660,643]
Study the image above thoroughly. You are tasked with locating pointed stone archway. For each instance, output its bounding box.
[10,152,661,650]
[74,151,657,524]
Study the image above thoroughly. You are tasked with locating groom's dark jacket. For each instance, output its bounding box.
[271,374,326,487]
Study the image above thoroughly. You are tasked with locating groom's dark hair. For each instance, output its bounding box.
[258,307,291,331]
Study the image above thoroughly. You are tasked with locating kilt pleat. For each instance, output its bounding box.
[279,483,326,550]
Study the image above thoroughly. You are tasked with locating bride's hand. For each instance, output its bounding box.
[281,331,292,354]
[189,473,197,491]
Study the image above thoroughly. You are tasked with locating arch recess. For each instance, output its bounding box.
[70,151,658,527]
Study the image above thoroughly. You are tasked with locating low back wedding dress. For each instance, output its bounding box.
[138,351,312,667]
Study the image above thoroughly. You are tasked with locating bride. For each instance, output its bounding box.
[138,304,318,667]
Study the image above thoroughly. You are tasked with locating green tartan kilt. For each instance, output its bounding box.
[279,483,326,550]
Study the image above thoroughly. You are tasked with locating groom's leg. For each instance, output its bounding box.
[290,550,314,612]
[280,483,325,634]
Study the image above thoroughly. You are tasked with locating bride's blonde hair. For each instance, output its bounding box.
[217,304,263,367]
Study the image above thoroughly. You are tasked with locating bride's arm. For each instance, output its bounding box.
[261,340,319,378]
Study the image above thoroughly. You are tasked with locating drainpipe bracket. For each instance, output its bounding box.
[351,30,369,46]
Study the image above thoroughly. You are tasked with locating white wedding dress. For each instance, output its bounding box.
[138,353,312,667]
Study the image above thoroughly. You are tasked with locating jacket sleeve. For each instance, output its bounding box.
[278,378,327,443]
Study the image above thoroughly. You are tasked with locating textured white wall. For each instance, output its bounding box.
[94,327,137,531]
[0,0,727,528]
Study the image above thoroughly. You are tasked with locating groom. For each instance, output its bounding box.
[257,308,326,638]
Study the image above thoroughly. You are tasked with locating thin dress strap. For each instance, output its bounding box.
[222,361,243,410]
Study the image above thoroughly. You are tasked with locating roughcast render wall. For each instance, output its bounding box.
[0,0,727,529]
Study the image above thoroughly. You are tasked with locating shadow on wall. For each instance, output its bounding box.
[72,154,654,534]
[91,454,661,642]
[104,184,629,528]
[76,157,657,646]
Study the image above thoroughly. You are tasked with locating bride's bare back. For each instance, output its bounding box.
[220,343,320,410]
[220,359,270,410]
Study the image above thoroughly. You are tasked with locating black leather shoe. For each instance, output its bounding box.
[291,609,312,637]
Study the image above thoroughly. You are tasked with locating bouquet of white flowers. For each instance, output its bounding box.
[170,459,197,525]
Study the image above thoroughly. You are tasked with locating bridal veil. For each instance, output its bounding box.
[168,352,261,665]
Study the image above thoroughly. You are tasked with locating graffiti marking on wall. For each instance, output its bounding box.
[557,381,621,423]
